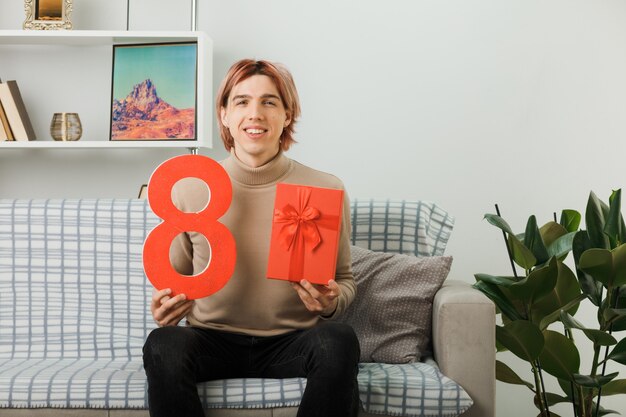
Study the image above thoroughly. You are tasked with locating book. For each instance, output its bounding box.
[0,99,14,140]
[267,183,344,285]
[0,80,36,141]
[0,122,7,141]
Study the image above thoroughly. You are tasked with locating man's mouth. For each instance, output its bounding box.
[245,128,267,134]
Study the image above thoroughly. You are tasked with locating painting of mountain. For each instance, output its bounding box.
[111,79,194,139]
[110,42,197,141]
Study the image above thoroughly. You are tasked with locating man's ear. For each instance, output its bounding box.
[220,107,228,127]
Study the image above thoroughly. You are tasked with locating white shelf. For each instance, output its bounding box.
[0,140,201,149]
[0,29,200,46]
[0,30,213,150]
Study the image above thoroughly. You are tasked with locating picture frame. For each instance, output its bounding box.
[23,0,73,30]
[110,42,198,142]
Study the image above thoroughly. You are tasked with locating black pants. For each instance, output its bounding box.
[143,321,361,417]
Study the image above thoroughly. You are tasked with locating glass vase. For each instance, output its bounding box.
[50,112,82,141]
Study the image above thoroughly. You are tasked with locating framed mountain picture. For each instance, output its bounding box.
[110,42,198,141]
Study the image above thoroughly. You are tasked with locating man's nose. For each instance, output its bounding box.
[247,102,264,119]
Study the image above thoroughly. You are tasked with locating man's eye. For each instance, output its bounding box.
[264,101,276,106]
[235,100,247,106]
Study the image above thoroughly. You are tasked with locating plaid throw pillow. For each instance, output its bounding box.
[350,200,454,257]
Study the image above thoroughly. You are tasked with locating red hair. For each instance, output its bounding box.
[215,59,301,151]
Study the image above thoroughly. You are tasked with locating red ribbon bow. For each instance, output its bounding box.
[274,187,323,252]
[270,184,342,282]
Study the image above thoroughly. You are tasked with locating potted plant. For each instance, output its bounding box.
[474,190,626,417]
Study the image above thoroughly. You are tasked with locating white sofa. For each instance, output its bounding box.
[0,198,495,417]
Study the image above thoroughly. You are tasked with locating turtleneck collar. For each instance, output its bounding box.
[222,148,293,186]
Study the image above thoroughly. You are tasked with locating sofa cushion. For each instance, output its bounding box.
[200,361,473,417]
[358,361,472,417]
[0,199,158,359]
[350,199,454,257]
[0,358,148,408]
[198,377,305,409]
[0,199,159,409]
[0,359,472,417]
[339,246,453,363]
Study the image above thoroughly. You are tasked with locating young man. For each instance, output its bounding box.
[143,59,360,417]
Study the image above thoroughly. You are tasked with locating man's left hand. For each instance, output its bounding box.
[291,279,341,316]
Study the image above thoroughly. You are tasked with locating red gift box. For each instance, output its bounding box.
[267,183,344,285]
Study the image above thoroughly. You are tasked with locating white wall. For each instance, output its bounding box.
[2,1,626,415]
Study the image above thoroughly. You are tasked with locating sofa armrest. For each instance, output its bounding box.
[432,279,495,417]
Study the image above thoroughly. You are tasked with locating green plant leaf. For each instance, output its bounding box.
[579,272,603,306]
[543,392,570,406]
[609,288,626,331]
[484,213,516,235]
[533,392,569,413]
[473,281,523,321]
[579,245,626,289]
[484,213,536,269]
[560,311,617,346]
[596,409,619,416]
[572,230,592,264]
[538,330,580,380]
[509,257,558,305]
[591,403,620,417]
[586,191,611,250]
[606,337,626,365]
[579,248,613,287]
[532,262,581,327]
[572,372,619,388]
[601,379,626,396]
[496,360,534,389]
[496,338,507,352]
[603,307,626,328]
[560,209,581,233]
[546,232,576,260]
[474,273,516,287]
[572,231,603,306]
[525,216,549,265]
[605,189,624,248]
[611,243,626,287]
[497,321,544,362]
[508,234,537,270]
[538,294,586,331]
[540,222,568,248]
[557,377,576,400]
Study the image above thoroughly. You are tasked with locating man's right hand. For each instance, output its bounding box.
[151,288,194,327]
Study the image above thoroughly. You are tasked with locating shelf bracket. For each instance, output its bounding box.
[125,0,197,31]
[191,0,197,31]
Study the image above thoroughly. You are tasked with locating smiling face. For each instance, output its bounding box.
[220,75,291,168]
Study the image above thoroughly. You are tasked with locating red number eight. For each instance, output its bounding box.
[143,155,236,300]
